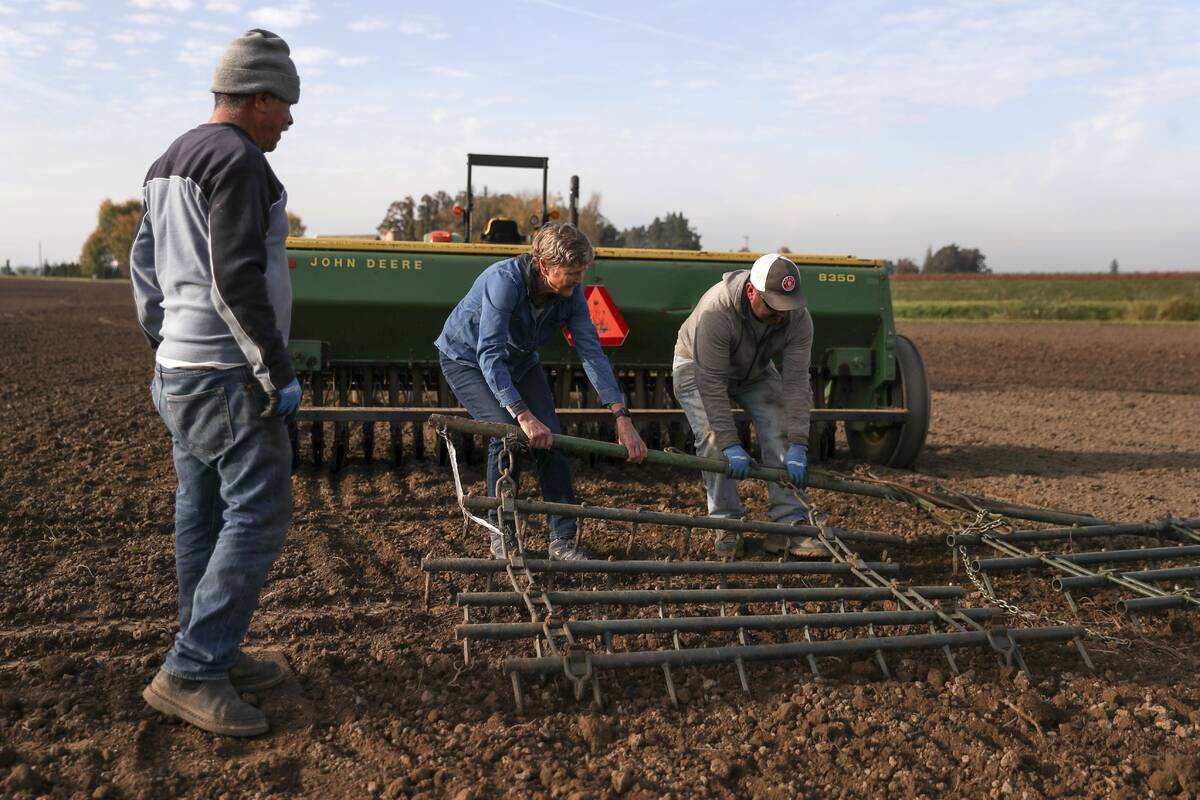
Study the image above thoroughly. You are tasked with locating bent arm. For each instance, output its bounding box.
[129,200,163,348]
[476,271,524,411]
[782,311,814,445]
[566,290,623,407]
[207,157,295,393]
[692,310,741,450]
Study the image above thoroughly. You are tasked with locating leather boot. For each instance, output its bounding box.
[229,652,286,693]
[142,670,268,736]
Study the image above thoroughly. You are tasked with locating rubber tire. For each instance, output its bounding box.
[846,334,930,468]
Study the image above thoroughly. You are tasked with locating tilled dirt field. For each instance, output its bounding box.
[1,279,1199,799]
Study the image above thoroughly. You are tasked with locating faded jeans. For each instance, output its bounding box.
[672,363,805,524]
[440,355,578,542]
[150,364,292,680]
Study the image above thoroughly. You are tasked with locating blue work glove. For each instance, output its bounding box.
[785,443,808,487]
[723,445,752,480]
[262,377,302,418]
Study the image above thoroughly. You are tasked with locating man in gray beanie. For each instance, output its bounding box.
[130,29,302,736]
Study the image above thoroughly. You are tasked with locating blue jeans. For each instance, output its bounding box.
[150,365,292,680]
[440,356,577,542]
[672,363,805,524]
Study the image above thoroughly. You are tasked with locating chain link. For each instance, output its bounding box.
[492,435,591,698]
[954,511,1130,647]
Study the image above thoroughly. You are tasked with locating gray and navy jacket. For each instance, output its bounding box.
[130,122,294,395]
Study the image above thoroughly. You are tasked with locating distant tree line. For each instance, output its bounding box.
[377,190,701,250]
[883,243,989,275]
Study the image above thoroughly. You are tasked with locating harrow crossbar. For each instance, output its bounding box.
[952,519,1200,546]
[1054,566,1200,592]
[461,495,901,545]
[422,557,900,576]
[457,608,1004,641]
[457,585,967,608]
[429,414,1104,527]
[972,545,1200,573]
[1117,596,1196,614]
[504,625,1085,675]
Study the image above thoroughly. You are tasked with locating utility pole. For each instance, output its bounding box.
[742,235,749,252]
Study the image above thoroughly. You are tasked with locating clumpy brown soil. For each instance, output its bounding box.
[1,279,1199,799]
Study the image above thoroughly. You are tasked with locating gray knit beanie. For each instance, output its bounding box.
[210,29,300,104]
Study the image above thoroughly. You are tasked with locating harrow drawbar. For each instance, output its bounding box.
[425,416,1097,712]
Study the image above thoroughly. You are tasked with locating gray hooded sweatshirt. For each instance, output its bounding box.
[673,270,813,450]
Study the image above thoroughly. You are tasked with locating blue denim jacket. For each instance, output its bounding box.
[435,255,623,410]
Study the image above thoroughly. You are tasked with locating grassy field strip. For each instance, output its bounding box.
[891,275,1200,321]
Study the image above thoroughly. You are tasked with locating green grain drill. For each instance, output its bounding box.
[285,238,929,472]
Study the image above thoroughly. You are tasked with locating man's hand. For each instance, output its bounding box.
[785,443,808,486]
[723,444,752,479]
[516,410,553,448]
[261,377,302,418]
[615,416,648,463]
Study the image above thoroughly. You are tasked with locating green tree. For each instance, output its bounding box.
[894,257,919,274]
[1110,258,1119,274]
[922,243,988,274]
[621,212,701,250]
[577,193,623,247]
[287,211,307,237]
[80,198,142,278]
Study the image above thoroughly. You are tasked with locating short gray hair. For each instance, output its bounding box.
[530,223,594,269]
[213,92,254,109]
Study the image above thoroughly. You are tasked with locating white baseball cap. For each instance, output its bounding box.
[749,253,805,311]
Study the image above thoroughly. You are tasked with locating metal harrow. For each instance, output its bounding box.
[422,416,1092,712]
[952,515,1200,623]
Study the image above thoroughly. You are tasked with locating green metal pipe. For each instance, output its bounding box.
[428,414,1104,527]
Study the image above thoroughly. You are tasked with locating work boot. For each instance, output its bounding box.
[786,536,827,558]
[548,538,593,560]
[713,532,744,561]
[489,530,519,559]
[229,652,286,693]
[142,670,268,737]
[761,533,791,555]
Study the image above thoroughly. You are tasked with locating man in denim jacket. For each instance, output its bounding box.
[436,223,647,559]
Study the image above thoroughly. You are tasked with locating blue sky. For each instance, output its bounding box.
[1,0,1197,271]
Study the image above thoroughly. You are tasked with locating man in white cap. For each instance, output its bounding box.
[672,253,818,559]
[131,29,301,736]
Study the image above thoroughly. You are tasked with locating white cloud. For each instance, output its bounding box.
[396,17,447,40]
[177,39,224,65]
[188,19,228,32]
[205,1,238,11]
[248,1,317,28]
[0,25,33,46]
[429,107,447,124]
[335,55,368,67]
[129,0,192,9]
[28,21,65,36]
[346,14,447,39]
[127,12,168,24]
[347,16,387,32]
[45,0,85,11]
[111,30,163,44]
[291,46,336,66]
[424,65,472,80]
[0,3,16,15]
